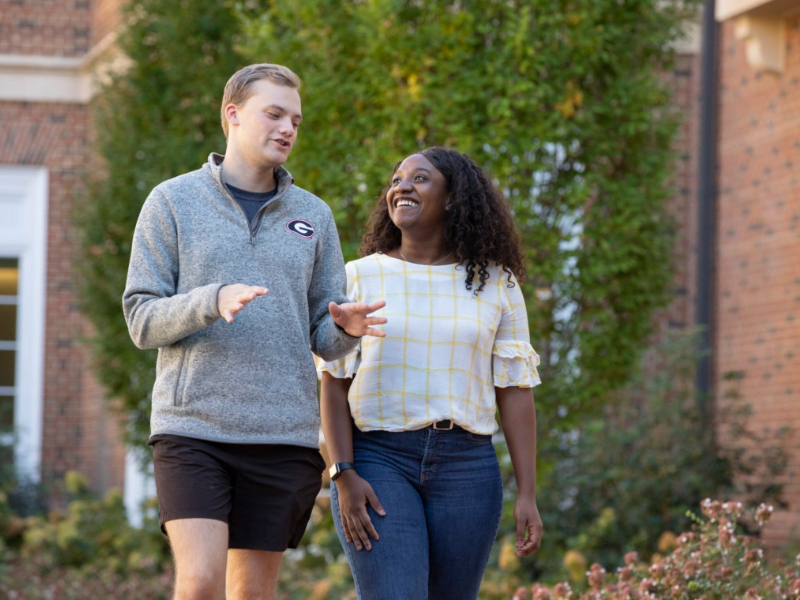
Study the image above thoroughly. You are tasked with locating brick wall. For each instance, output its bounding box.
[0,100,126,496]
[642,51,702,383]
[0,0,92,57]
[715,15,800,546]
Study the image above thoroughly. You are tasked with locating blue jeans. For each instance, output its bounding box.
[331,426,503,600]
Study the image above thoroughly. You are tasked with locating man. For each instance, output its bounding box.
[123,63,386,600]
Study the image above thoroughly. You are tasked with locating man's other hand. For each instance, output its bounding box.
[218,284,269,323]
[328,300,387,337]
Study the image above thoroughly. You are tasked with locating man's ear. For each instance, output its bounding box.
[224,103,239,127]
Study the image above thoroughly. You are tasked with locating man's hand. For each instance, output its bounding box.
[514,495,543,557]
[328,300,387,337]
[217,284,269,323]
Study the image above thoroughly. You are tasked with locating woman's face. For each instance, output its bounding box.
[386,153,448,236]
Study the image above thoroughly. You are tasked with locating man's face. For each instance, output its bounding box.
[227,79,302,169]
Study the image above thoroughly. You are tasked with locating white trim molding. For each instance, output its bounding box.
[0,54,89,103]
[124,448,156,528]
[0,166,49,482]
[0,31,129,103]
[717,0,800,73]
[734,14,786,73]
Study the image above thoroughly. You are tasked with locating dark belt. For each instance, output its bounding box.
[432,419,455,430]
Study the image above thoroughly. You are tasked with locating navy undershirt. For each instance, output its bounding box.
[225,183,278,226]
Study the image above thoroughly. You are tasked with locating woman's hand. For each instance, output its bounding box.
[335,470,386,551]
[514,494,543,557]
[495,387,542,557]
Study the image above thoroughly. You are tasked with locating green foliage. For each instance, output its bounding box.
[18,471,169,574]
[0,472,172,598]
[237,0,699,429]
[512,331,793,582]
[74,0,244,447]
[77,0,699,449]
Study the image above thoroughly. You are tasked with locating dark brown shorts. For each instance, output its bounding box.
[150,434,325,551]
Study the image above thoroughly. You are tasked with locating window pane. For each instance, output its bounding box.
[0,260,17,446]
[0,259,18,296]
[0,351,15,387]
[0,395,12,429]
[0,304,16,341]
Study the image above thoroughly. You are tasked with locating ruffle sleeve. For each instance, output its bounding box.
[492,340,542,388]
[315,346,361,380]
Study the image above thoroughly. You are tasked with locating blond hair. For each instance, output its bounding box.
[220,64,301,138]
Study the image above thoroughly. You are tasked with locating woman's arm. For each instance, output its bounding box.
[320,372,385,551]
[496,386,543,557]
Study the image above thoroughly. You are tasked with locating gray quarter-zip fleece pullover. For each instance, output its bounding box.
[123,153,358,447]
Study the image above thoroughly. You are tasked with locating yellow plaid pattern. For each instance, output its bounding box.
[316,253,541,434]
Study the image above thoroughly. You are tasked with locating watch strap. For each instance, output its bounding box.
[329,461,355,481]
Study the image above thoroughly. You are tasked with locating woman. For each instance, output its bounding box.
[318,147,542,600]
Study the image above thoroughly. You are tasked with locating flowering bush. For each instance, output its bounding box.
[513,500,800,600]
[529,334,792,580]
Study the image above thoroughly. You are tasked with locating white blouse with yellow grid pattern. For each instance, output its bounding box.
[316,253,541,434]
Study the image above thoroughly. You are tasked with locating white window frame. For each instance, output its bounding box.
[0,166,48,482]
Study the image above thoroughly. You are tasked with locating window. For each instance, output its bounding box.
[0,166,47,481]
[0,258,18,436]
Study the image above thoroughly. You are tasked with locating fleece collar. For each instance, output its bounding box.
[205,152,295,195]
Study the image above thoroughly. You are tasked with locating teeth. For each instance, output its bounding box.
[397,200,417,207]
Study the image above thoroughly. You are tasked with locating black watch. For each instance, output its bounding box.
[328,461,355,481]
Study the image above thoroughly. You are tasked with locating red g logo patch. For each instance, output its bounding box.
[286,219,315,239]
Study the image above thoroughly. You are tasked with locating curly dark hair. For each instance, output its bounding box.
[360,146,526,293]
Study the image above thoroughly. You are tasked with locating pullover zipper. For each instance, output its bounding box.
[216,174,287,248]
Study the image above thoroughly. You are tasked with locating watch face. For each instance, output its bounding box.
[329,462,353,481]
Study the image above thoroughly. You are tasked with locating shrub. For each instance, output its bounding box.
[509,331,793,580]
[0,555,173,600]
[514,500,800,599]
[17,472,168,575]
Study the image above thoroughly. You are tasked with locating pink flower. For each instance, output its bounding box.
[755,503,774,526]
[701,499,723,521]
[587,563,606,588]
[718,518,736,549]
[617,581,639,599]
[743,549,763,565]
[639,579,658,593]
[531,583,552,600]
[723,501,743,518]
[682,561,699,578]
[513,586,529,600]
[717,566,734,581]
[624,552,639,566]
[552,582,573,599]
[649,562,666,579]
